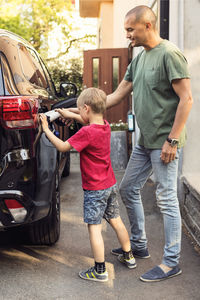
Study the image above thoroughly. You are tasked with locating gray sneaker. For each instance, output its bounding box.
[118,254,137,269]
[79,266,108,282]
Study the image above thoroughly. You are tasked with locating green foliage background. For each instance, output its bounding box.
[0,0,96,94]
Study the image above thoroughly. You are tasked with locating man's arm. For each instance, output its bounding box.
[160,78,193,164]
[106,79,133,109]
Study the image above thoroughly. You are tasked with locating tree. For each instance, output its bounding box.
[0,0,72,53]
[0,0,97,92]
[49,58,83,93]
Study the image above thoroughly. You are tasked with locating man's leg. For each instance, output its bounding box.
[119,145,152,251]
[140,149,182,282]
[151,149,181,268]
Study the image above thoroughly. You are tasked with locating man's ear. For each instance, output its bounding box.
[145,22,152,30]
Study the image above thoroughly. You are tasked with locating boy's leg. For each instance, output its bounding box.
[88,223,105,263]
[109,216,131,252]
[79,190,109,282]
[104,186,136,269]
[109,216,136,269]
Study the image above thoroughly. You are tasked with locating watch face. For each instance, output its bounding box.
[167,138,178,146]
[171,139,179,146]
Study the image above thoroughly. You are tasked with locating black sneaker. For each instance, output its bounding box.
[111,247,150,259]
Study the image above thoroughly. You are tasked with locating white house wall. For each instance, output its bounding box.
[169,0,200,179]
[182,0,200,178]
[99,2,113,48]
[112,0,149,47]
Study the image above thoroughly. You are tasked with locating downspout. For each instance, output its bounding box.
[178,0,184,51]
[160,0,169,39]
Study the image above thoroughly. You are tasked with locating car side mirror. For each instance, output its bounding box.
[51,97,77,110]
[59,82,77,99]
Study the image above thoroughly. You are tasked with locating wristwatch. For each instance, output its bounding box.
[166,137,179,147]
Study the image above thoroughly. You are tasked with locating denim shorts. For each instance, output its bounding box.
[83,183,120,224]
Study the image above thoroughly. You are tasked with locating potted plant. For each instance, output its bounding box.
[110,120,128,170]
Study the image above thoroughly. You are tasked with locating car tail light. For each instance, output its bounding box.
[0,96,38,129]
[4,199,27,222]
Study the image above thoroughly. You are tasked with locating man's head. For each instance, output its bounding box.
[124,5,157,48]
[77,87,106,115]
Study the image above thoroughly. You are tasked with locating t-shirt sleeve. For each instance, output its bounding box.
[124,62,133,82]
[165,50,190,83]
[67,126,90,152]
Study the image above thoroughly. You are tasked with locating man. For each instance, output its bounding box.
[107,5,193,282]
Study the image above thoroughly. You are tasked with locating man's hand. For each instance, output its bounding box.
[160,141,177,164]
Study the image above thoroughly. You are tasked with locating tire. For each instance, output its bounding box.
[28,169,60,245]
[62,152,70,177]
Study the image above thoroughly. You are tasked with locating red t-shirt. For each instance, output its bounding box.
[68,120,116,190]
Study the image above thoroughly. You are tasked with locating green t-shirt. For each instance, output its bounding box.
[124,39,190,149]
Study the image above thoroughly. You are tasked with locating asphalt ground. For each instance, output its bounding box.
[0,152,199,300]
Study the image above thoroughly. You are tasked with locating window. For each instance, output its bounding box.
[92,58,99,88]
[0,57,5,95]
[18,44,48,89]
[112,57,119,92]
[0,54,19,95]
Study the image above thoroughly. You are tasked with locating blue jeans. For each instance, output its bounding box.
[119,145,181,267]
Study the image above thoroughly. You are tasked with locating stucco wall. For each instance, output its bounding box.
[182,0,200,176]
[169,0,200,247]
[99,2,113,48]
[112,0,149,47]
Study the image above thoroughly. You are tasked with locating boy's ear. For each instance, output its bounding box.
[84,104,90,112]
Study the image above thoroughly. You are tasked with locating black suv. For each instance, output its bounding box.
[0,29,78,245]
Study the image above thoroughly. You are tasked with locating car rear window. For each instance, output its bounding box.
[0,57,5,95]
[18,44,48,89]
[0,54,20,95]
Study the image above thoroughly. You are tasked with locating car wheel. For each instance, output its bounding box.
[28,169,60,245]
[62,152,70,177]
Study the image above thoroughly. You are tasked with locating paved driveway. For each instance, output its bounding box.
[0,152,199,300]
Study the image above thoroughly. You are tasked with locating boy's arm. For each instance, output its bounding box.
[39,114,72,152]
[68,107,79,114]
[55,108,87,125]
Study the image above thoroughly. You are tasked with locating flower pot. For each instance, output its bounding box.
[110,131,128,170]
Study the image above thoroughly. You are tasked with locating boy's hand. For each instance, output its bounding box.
[55,108,71,118]
[39,114,49,132]
[55,108,74,126]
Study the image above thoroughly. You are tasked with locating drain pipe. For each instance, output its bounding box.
[178,0,184,51]
[160,0,169,39]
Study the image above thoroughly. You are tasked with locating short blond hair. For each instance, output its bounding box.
[77,87,106,114]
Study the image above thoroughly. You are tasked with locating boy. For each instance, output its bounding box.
[40,87,136,282]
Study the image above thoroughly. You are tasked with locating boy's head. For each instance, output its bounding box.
[77,87,106,114]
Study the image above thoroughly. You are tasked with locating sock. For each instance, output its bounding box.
[95,261,106,274]
[122,249,134,260]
